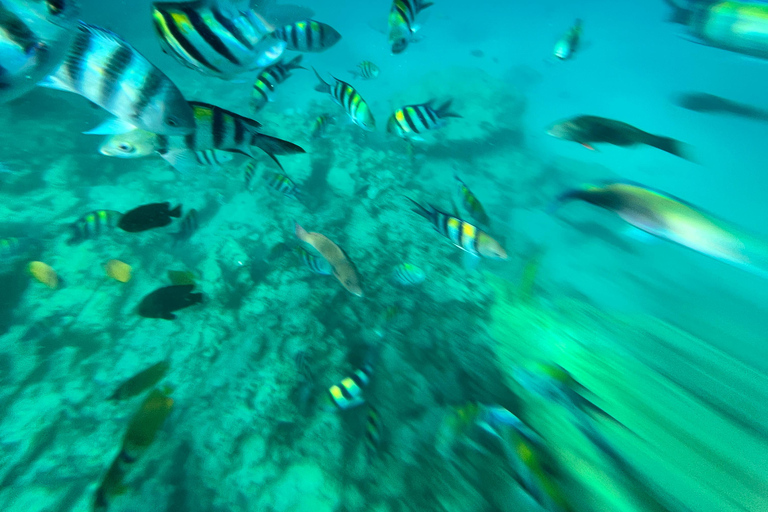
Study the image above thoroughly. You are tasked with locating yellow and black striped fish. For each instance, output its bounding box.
[273,19,341,52]
[151,0,285,79]
[327,359,374,410]
[387,99,459,140]
[455,175,490,226]
[251,55,304,112]
[42,22,195,136]
[193,149,233,168]
[407,198,507,260]
[67,210,123,245]
[313,68,375,131]
[349,60,379,80]
[388,0,434,54]
[264,172,301,200]
[309,113,334,140]
[365,405,383,462]
[296,246,332,275]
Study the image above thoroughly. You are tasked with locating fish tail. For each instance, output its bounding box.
[294,220,308,241]
[663,0,691,24]
[312,67,330,93]
[647,135,695,162]
[547,188,589,214]
[435,99,461,119]
[250,133,305,171]
[169,205,183,218]
[405,196,432,221]
[417,0,435,13]
[286,54,305,70]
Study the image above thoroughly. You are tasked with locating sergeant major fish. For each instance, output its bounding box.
[326,348,376,410]
[171,208,199,244]
[265,172,300,200]
[137,284,203,320]
[0,0,78,104]
[309,113,333,140]
[406,198,507,260]
[387,99,460,140]
[40,21,195,136]
[349,60,379,80]
[313,68,375,131]
[455,175,490,227]
[295,221,363,296]
[392,263,425,285]
[250,55,304,112]
[553,19,583,60]
[151,0,285,79]
[388,0,434,54]
[273,19,341,52]
[67,209,123,245]
[118,202,182,233]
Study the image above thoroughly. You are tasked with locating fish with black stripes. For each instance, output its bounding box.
[250,54,304,112]
[40,21,195,136]
[171,208,199,243]
[99,101,306,173]
[0,0,78,104]
[392,263,425,285]
[388,0,434,54]
[243,160,257,190]
[313,68,375,131]
[151,0,285,79]
[296,246,332,275]
[273,19,341,52]
[67,209,123,245]
[309,113,333,140]
[325,347,376,410]
[387,99,459,140]
[349,60,379,80]
[455,175,490,227]
[264,172,300,200]
[407,198,507,260]
[364,405,383,462]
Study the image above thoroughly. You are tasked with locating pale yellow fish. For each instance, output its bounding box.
[28,261,59,289]
[106,260,132,283]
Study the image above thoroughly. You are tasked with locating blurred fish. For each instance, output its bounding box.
[167,269,196,285]
[243,161,257,190]
[105,259,132,283]
[93,457,126,512]
[675,92,768,121]
[349,60,379,80]
[137,284,203,320]
[193,149,234,168]
[250,54,304,112]
[295,221,363,296]
[373,304,400,338]
[273,19,341,52]
[309,113,334,140]
[151,0,285,79]
[0,236,36,269]
[265,171,300,199]
[265,241,290,262]
[296,245,332,275]
[455,175,490,227]
[171,208,199,243]
[326,349,375,410]
[552,181,768,278]
[312,68,375,131]
[109,361,170,400]
[28,261,59,288]
[118,202,182,233]
[387,99,460,140]
[120,387,174,462]
[295,349,314,412]
[99,103,306,173]
[553,19,582,60]
[547,115,694,161]
[40,22,195,136]
[0,0,78,104]
[407,198,507,260]
[392,263,425,285]
[364,405,383,462]
[388,0,433,54]
[67,209,123,245]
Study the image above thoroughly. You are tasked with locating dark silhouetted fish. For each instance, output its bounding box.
[675,92,768,121]
[118,202,182,233]
[138,284,203,320]
[109,361,170,400]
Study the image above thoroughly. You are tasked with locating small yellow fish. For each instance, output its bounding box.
[106,260,132,283]
[28,261,59,289]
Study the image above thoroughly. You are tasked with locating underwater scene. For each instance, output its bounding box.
[1,0,768,510]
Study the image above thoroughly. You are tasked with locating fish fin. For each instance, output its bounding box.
[621,225,659,244]
[462,252,481,271]
[36,76,70,92]
[77,22,130,46]
[169,205,182,218]
[250,132,306,155]
[83,118,137,135]
[647,135,696,162]
[417,0,435,13]
[162,312,177,320]
[294,220,308,241]
[160,149,198,174]
[312,67,330,93]
[580,142,596,151]
[405,196,432,221]
[436,99,461,119]
[285,54,304,70]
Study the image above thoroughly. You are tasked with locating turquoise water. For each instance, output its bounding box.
[1,0,768,511]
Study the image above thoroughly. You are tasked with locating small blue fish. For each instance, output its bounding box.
[392,263,425,285]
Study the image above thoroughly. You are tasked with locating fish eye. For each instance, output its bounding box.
[118,142,134,153]
[46,0,65,15]
[166,116,179,127]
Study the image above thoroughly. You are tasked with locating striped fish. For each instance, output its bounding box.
[265,172,300,199]
[309,113,333,140]
[296,246,332,275]
[0,0,78,103]
[273,19,341,52]
[365,405,383,462]
[392,263,425,285]
[313,68,375,131]
[243,160,256,190]
[349,60,379,80]
[387,99,459,140]
[406,198,507,260]
[327,359,373,410]
[41,22,195,136]
[250,55,304,112]
[455,175,490,226]
[388,0,434,54]
[194,149,233,168]
[151,0,285,79]
[67,209,123,245]
[171,208,198,243]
